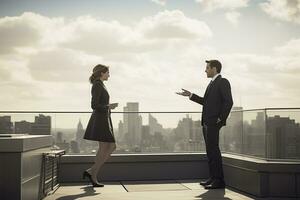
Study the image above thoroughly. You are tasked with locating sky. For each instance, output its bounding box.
[0,0,300,113]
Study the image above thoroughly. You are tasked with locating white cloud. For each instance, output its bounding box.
[0,13,41,54]
[195,0,247,26]
[260,0,300,24]
[137,10,212,40]
[225,11,241,26]
[195,0,249,12]
[63,10,212,55]
[220,45,300,108]
[0,11,214,111]
[0,11,299,111]
[27,48,101,82]
[63,15,141,55]
[0,12,66,54]
[274,38,300,73]
[151,0,167,6]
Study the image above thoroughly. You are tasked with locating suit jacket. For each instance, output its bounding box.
[91,79,109,113]
[190,75,233,126]
[84,79,114,141]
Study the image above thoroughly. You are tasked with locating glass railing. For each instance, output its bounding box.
[0,111,204,154]
[0,108,299,161]
[220,109,267,158]
[265,108,300,160]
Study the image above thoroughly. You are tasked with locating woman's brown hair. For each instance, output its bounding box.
[89,64,109,84]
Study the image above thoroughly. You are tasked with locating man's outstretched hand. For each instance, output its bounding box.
[176,88,191,97]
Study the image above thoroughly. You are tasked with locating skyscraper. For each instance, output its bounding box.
[30,114,51,135]
[149,114,163,135]
[76,120,84,141]
[266,115,300,159]
[0,116,13,134]
[76,119,86,152]
[221,107,243,153]
[123,102,142,149]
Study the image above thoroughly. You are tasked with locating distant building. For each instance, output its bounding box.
[15,120,31,134]
[141,125,151,148]
[267,115,300,159]
[123,102,142,149]
[172,115,204,152]
[31,114,51,135]
[76,119,86,153]
[149,114,163,135]
[243,112,266,157]
[76,120,84,141]
[117,120,124,141]
[221,106,243,153]
[56,131,63,143]
[0,116,13,134]
[70,140,80,153]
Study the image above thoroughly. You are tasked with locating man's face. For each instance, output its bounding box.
[205,63,216,78]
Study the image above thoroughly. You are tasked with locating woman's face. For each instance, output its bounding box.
[101,70,110,81]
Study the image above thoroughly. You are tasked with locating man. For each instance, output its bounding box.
[177,60,233,189]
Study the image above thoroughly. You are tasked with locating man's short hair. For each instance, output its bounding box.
[206,60,222,73]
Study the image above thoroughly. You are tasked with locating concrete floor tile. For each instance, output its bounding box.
[43,180,259,200]
[122,180,189,192]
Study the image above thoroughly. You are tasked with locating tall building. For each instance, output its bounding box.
[0,116,13,134]
[149,114,163,135]
[243,112,266,157]
[118,120,124,141]
[123,102,142,148]
[31,114,51,135]
[76,119,86,153]
[141,125,151,150]
[56,131,63,143]
[172,115,203,152]
[266,115,300,159]
[70,140,80,153]
[76,120,84,141]
[221,107,243,153]
[54,131,70,153]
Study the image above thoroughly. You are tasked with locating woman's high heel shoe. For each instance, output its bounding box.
[82,170,104,187]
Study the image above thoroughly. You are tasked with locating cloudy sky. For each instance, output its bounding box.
[0,0,300,113]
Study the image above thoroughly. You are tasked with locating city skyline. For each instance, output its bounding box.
[0,0,300,112]
[1,106,299,159]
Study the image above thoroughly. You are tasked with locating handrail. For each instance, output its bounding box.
[0,107,299,114]
[0,111,201,114]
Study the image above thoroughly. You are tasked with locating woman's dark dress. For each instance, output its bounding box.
[84,80,115,142]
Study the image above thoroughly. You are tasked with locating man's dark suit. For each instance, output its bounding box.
[190,75,233,181]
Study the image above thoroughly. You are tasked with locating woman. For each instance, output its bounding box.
[83,64,118,187]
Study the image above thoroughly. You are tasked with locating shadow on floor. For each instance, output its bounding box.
[55,186,100,200]
[195,189,232,200]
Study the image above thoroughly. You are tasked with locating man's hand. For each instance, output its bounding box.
[109,103,118,110]
[176,88,191,97]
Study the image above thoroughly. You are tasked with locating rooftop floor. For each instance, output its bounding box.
[43,180,291,200]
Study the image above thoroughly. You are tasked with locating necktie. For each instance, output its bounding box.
[204,80,213,97]
[207,80,213,91]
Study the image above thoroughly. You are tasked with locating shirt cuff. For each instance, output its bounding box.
[189,93,193,99]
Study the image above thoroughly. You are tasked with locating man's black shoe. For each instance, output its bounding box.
[199,178,213,186]
[204,179,225,189]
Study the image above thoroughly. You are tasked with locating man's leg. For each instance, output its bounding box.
[204,125,225,189]
[200,125,214,185]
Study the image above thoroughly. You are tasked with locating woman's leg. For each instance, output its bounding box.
[89,142,116,183]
